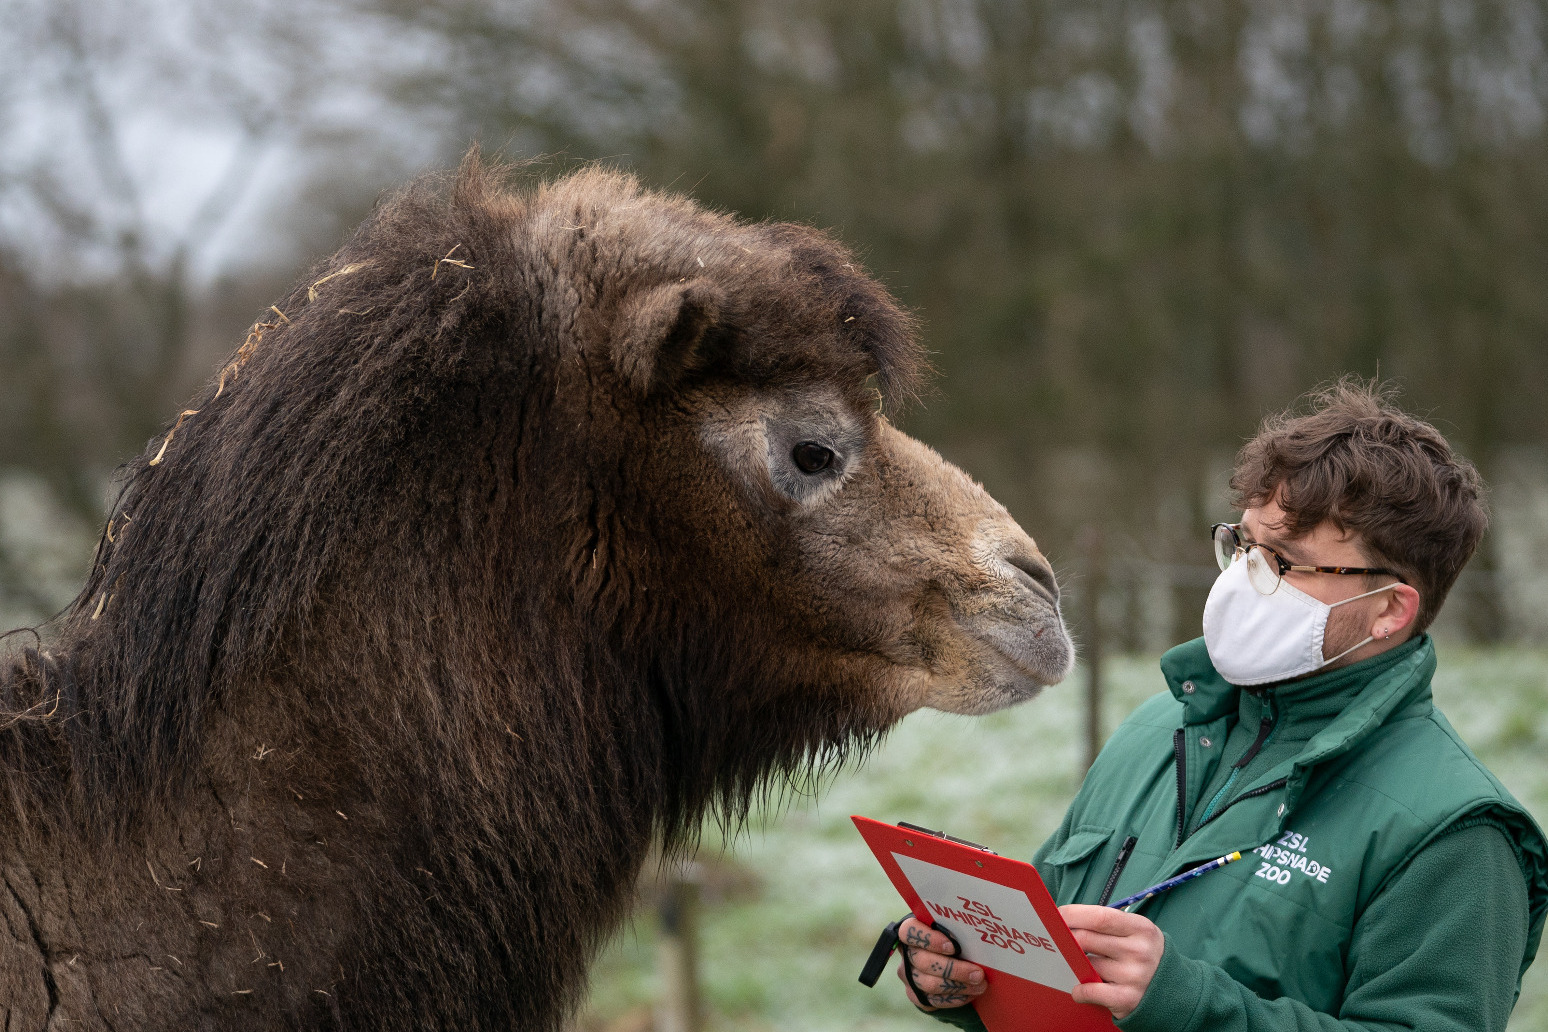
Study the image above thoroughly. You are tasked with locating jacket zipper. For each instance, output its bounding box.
[1233,708,1278,769]
[1097,835,1138,906]
[1172,729,1188,848]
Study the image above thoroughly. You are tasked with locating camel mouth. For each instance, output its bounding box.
[968,555,1074,694]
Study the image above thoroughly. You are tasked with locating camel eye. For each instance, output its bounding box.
[791,441,835,474]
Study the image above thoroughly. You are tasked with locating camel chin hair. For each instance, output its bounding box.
[0,147,1072,1032]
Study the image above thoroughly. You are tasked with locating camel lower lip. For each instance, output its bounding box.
[977,617,1074,689]
[988,643,1065,691]
[923,635,1068,716]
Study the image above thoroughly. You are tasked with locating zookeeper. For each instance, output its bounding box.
[893,382,1548,1032]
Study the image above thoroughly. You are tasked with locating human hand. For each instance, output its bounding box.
[893,917,987,1011]
[1060,904,1164,1020]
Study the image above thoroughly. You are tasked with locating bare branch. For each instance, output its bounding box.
[47,0,149,267]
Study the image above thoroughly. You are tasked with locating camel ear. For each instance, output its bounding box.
[610,279,724,394]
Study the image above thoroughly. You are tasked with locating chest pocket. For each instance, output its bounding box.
[1038,826,1113,903]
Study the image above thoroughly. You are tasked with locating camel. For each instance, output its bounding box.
[0,152,1072,1031]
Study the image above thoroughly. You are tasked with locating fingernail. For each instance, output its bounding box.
[968,970,983,984]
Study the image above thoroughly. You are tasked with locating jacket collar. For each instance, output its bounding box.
[1160,634,1436,769]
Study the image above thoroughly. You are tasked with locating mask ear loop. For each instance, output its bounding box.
[1317,583,1401,669]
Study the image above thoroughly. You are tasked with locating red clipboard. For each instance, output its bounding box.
[854,816,1118,1032]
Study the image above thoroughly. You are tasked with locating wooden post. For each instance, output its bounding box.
[655,862,702,1032]
[1080,526,1105,776]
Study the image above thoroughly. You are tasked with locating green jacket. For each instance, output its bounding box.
[930,635,1547,1032]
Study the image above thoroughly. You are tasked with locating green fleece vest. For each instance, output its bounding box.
[1034,635,1548,1014]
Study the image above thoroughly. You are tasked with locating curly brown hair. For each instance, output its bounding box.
[1230,379,1487,633]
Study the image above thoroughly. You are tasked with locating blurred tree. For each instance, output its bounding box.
[3,0,1546,640]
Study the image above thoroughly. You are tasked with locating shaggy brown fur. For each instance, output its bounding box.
[0,151,1070,1031]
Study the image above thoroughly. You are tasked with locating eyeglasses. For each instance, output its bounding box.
[1210,523,1403,596]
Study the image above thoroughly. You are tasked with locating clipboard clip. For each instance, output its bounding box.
[896,821,999,855]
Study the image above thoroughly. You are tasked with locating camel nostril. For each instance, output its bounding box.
[1005,552,1059,605]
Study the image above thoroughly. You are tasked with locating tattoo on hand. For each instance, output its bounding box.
[930,994,968,1007]
[904,927,931,949]
[926,958,955,978]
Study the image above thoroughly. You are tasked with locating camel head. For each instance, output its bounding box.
[521,170,1074,730]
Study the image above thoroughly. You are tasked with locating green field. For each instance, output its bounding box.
[575,644,1548,1032]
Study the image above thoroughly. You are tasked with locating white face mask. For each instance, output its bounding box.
[1202,556,1397,687]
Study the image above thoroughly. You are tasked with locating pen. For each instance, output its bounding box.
[1107,851,1244,911]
